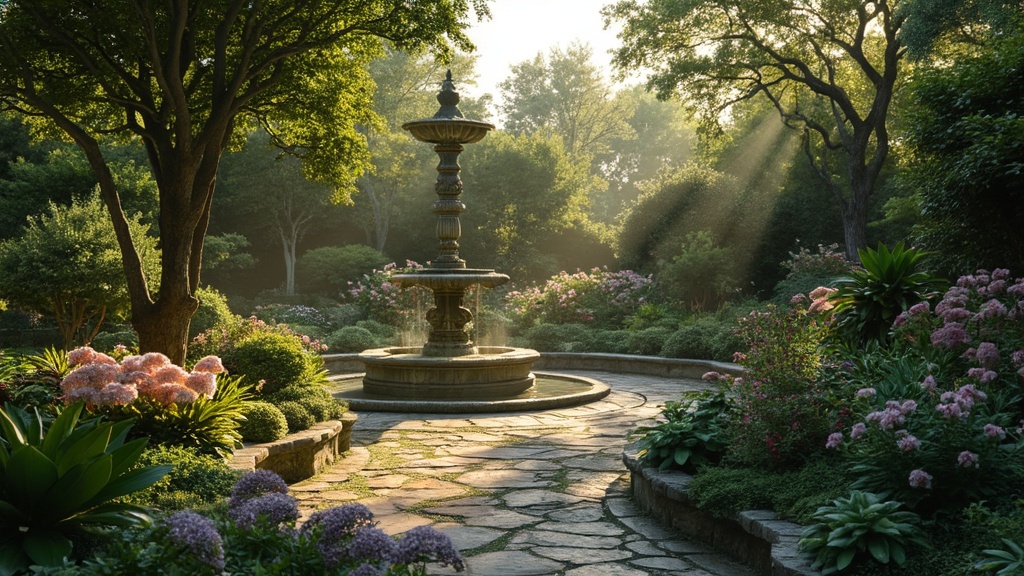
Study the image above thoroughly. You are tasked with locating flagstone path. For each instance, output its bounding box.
[292,371,759,576]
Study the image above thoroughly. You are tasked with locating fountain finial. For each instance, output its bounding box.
[434,69,464,119]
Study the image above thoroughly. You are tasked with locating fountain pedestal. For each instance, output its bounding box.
[357,71,544,403]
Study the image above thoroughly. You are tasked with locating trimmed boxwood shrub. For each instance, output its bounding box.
[660,315,742,361]
[325,325,379,353]
[266,383,346,424]
[627,326,674,356]
[221,331,314,395]
[277,400,317,432]
[585,329,632,354]
[190,286,235,339]
[238,401,289,443]
[355,319,397,340]
[524,323,591,352]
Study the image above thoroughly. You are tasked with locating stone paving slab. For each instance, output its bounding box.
[291,371,757,576]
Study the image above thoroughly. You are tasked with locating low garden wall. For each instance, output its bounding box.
[323,351,739,379]
[228,412,358,483]
[623,445,819,576]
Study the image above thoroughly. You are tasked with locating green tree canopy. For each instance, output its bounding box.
[0,0,486,363]
[460,131,609,281]
[0,195,159,350]
[605,0,907,260]
[905,29,1024,274]
[499,42,634,160]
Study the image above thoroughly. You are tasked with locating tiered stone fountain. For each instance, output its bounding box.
[334,72,608,413]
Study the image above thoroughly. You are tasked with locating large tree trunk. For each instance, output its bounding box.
[132,297,198,365]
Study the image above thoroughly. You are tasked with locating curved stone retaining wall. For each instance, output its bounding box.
[323,351,740,378]
[623,446,819,576]
[229,412,358,483]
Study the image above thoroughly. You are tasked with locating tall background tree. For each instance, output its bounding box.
[0,0,487,363]
[605,0,907,260]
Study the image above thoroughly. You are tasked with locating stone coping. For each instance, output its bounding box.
[228,412,357,483]
[622,445,820,576]
[324,351,740,379]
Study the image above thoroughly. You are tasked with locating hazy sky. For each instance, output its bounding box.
[463,0,624,102]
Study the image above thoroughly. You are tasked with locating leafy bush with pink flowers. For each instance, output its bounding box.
[60,346,249,457]
[822,268,1024,514]
[722,292,845,468]
[505,267,653,329]
[344,261,430,328]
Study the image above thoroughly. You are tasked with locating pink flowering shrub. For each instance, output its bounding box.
[726,294,847,468]
[61,346,248,456]
[62,347,225,407]
[828,374,1024,513]
[505,267,653,329]
[345,261,430,327]
[894,268,1024,395]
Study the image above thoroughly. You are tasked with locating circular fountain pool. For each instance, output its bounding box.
[329,371,610,414]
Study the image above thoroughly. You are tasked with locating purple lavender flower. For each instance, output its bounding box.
[958,451,980,468]
[163,510,225,571]
[981,299,1009,319]
[984,424,1007,440]
[921,375,937,391]
[229,470,290,509]
[908,469,933,489]
[1012,350,1024,367]
[850,423,867,439]
[391,525,465,571]
[346,527,398,563]
[301,503,377,568]
[229,491,299,530]
[855,387,876,399]
[825,432,843,449]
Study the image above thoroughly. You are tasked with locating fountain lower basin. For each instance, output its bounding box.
[335,346,610,413]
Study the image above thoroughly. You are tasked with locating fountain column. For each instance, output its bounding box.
[395,70,506,358]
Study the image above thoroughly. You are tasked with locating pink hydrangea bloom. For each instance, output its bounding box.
[908,469,933,489]
[825,432,843,449]
[976,342,1000,369]
[60,363,119,393]
[896,433,921,452]
[984,424,1006,439]
[153,365,189,386]
[67,346,97,366]
[908,301,930,315]
[185,372,217,399]
[931,323,970,349]
[91,352,119,366]
[66,387,99,404]
[193,355,226,374]
[98,383,138,406]
[140,352,172,373]
[958,451,980,468]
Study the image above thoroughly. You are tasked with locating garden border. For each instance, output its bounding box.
[623,445,820,576]
[228,412,358,483]
[323,351,739,379]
